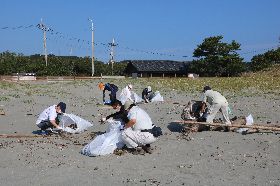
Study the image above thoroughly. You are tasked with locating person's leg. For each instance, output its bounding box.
[37,120,52,130]
[121,128,138,148]
[220,102,231,125]
[206,103,220,123]
[121,128,156,148]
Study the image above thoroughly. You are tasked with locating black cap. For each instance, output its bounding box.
[57,102,66,113]
[203,86,211,93]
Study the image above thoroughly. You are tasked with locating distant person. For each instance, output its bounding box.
[200,86,231,125]
[36,102,66,132]
[142,86,154,103]
[121,100,161,155]
[119,84,133,105]
[98,82,118,104]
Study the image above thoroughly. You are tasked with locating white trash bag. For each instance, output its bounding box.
[151,91,164,102]
[236,114,254,134]
[131,92,143,103]
[246,114,254,125]
[81,119,124,156]
[59,113,93,134]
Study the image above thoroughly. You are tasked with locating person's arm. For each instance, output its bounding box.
[200,93,207,113]
[200,102,206,113]
[124,118,136,129]
[49,120,60,128]
[103,89,106,102]
[106,110,121,120]
[49,107,61,128]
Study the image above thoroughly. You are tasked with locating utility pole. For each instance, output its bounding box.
[37,19,49,66]
[108,38,117,75]
[88,18,94,76]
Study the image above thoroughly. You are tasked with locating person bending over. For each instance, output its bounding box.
[36,102,66,132]
[98,82,118,104]
[121,100,157,154]
[142,86,154,103]
[200,86,231,125]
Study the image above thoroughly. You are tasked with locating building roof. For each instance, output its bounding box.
[126,60,187,73]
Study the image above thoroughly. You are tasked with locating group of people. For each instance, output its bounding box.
[98,82,156,105]
[97,82,161,154]
[35,83,231,156]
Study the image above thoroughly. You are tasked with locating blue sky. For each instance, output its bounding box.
[0,0,279,62]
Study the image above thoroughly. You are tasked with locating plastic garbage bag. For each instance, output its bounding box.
[59,113,93,134]
[150,91,164,102]
[246,114,254,125]
[228,106,232,115]
[131,92,143,103]
[81,119,124,156]
[236,114,254,134]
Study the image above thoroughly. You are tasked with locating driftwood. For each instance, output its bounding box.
[174,120,280,131]
[0,134,54,138]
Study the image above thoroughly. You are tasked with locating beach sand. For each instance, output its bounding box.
[0,80,279,186]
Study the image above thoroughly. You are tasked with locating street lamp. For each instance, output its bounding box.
[88,18,94,76]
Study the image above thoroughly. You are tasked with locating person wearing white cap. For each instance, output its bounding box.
[142,86,154,103]
[121,100,157,154]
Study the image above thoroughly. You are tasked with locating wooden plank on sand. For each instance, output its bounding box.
[173,120,280,131]
[0,134,53,138]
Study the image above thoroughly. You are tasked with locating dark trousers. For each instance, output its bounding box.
[37,120,53,130]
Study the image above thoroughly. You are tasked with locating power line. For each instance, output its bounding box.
[2,23,279,61]
[1,23,180,59]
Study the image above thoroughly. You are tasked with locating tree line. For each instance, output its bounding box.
[0,52,127,76]
[0,35,279,77]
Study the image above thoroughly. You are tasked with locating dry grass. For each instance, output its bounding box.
[1,65,280,98]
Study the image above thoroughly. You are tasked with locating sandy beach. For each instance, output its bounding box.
[0,79,279,186]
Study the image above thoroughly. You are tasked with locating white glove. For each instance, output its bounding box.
[101,117,106,122]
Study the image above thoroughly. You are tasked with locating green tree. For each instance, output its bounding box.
[0,51,127,76]
[0,51,18,74]
[190,35,245,77]
[250,47,280,72]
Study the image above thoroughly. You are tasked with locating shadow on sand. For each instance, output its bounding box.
[167,122,185,133]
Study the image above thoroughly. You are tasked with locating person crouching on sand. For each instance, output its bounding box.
[121,100,157,155]
[36,102,66,133]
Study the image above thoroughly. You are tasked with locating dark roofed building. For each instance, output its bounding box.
[124,60,189,78]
